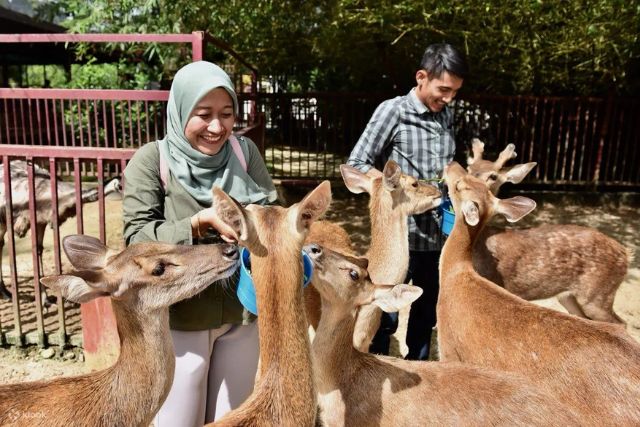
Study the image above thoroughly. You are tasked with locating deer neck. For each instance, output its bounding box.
[312,298,358,388]
[366,195,409,283]
[105,301,175,422]
[251,246,315,404]
[441,213,483,268]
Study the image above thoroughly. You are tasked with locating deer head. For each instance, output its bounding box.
[40,235,239,311]
[444,161,536,227]
[303,243,422,314]
[209,181,332,256]
[466,139,537,195]
[340,160,441,216]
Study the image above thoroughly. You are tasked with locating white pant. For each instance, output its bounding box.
[153,322,260,427]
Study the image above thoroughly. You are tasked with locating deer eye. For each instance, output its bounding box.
[411,181,419,188]
[151,263,166,276]
[488,173,498,181]
[349,270,359,281]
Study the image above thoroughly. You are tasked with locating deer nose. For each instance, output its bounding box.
[222,244,239,260]
[303,243,322,258]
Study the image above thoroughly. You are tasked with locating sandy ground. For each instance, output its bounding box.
[0,185,638,384]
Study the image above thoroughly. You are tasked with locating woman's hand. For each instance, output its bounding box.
[191,208,238,243]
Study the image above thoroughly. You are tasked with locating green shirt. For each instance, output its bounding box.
[122,138,274,330]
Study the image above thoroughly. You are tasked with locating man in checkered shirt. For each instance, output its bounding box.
[347,43,468,360]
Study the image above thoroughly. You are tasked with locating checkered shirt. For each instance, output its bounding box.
[347,88,455,251]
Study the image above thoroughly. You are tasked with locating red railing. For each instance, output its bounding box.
[248,91,640,188]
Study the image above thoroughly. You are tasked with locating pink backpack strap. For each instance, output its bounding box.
[158,141,169,192]
[229,135,248,172]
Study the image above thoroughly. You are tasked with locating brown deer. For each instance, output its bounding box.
[467,140,629,324]
[305,243,580,426]
[304,160,441,352]
[206,182,332,427]
[437,161,640,425]
[0,234,239,427]
[465,138,537,194]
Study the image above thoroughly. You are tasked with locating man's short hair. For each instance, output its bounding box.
[420,43,469,80]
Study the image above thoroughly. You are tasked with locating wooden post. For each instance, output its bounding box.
[592,92,614,187]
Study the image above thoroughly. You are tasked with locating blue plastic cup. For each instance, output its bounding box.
[237,247,313,315]
[439,199,455,236]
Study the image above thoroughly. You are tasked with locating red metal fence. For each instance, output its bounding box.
[2,89,639,188]
[454,94,640,189]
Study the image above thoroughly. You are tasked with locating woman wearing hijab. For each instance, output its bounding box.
[123,61,277,426]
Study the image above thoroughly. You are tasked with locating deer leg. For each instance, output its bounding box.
[575,290,626,325]
[556,291,588,318]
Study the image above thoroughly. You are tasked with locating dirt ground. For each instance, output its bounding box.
[0,184,638,384]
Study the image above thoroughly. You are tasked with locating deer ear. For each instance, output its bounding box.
[40,275,109,304]
[340,164,372,194]
[461,200,480,226]
[372,284,423,312]
[210,187,249,241]
[502,162,537,184]
[496,196,536,223]
[382,160,401,191]
[294,181,332,231]
[62,235,108,270]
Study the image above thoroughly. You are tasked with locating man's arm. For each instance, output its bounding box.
[347,100,399,173]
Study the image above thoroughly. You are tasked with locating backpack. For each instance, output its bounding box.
[158,135,247,191]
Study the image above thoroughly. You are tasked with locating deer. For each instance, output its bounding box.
[0,160,121,303]
[305,242,581,426]
[467,139,629,324]
[205,181,332,427]
[437,161,640,425]
[465,138,537,195]
[0,234,239,427]
[304,160,442,352]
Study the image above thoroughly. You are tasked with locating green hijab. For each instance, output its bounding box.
[159,61,272,206]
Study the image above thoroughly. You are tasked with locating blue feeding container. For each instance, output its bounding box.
[439,199,455,236]
[237,247,313,315]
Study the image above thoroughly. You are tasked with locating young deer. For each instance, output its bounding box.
[206,182,332,427]
[437,161,640,425]
[305,160,441,352]
[306,243,580,427]
[465,138,537,194]
[468,140,628,324]
[0,234,239,427]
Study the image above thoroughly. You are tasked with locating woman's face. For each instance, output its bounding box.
[184,88,235,155]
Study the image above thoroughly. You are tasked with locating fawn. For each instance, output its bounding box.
[437,161,640,425]
[206,182,332,427]
[305,160,441,351]
[306,243,580,426]
[468,139,629,323]
[465,139,536,194]
[0,234,239,427]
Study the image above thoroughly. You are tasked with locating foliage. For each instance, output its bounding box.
[28,0,640,95]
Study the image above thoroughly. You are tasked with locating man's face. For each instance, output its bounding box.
[415,70,463,113]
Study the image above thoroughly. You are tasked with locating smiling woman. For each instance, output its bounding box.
[121,61,278,427]
[185,88,236,156]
